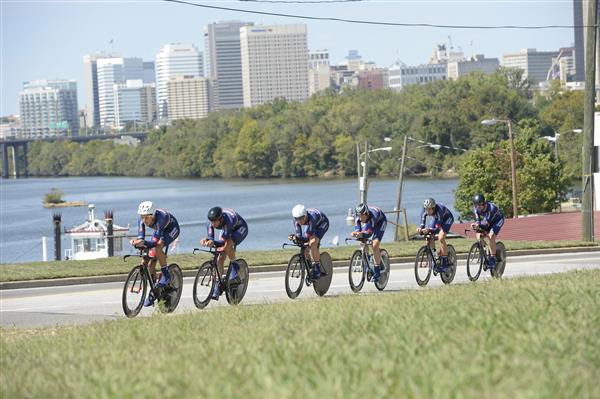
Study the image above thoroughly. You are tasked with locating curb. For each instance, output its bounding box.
[1,246,598,290]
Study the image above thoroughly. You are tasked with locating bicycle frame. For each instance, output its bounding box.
[193,246,230,290]
[123,248,162,299]
[465,228,494,264]
[282,240,313,281]
[420,233,441,268]
[345,237,378,274]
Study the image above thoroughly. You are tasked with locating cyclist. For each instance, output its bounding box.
[200,207,248,299]
[417,198,454,273]
[288,204,329,280]
[351,203,387,282]
[470,193,505,269]
[130,201,180,306]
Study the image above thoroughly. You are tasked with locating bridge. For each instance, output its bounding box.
[0,132,148,178]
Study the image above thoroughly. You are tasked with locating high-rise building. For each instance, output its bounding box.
[113,80,157,129]
[155,43,204,119]
[240,24,309,107]
[388,61,447,91]
[573,0,584,81]
[308,49,331,96]
[309,49,330,69]
[143,61,155,84]
[429,43,465,64]
[19,80,79,138]
[205,21,253,110]
[83,52,120,128]
[96,57,143,128]
[447,55,500,80]
[502,48,559,84]
[167,75,214,121]
[344,50,363,71]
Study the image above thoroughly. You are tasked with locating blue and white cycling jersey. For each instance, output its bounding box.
[207,208,248,246]
[294,208,329,240]
[419,203,454,233]
[137,209,180,248]
[473,201,504,234]
[354,205,387,240]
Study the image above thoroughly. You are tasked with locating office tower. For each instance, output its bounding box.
[96,57,143,128]
[143,61,155,84]
[19,80,79,138]
[113,80,157,129]
[240,24,309,107]
[83,52,120,128]
[155,43,204,119]
[502,48,559,84]
[447,55,500,80]
[205,21,253,110]
[166,76,214,120]
[388,61,447,91]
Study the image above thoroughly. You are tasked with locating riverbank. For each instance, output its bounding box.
[1,239,598,284]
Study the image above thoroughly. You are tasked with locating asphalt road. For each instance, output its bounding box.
[1,251,598,328]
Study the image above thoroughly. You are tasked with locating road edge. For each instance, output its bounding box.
[1,246,598,290]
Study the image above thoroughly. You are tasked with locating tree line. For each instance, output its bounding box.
[23,69,584,218]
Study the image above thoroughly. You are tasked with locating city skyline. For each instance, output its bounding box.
[2,0,575,115]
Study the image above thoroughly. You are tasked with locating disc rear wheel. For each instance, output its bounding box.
[163,264,183,313]
[226,259,249,305]
[375,249,390,291]
[440,245,457,284]
[491,242,507,278]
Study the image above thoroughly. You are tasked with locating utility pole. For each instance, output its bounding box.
[394,135,408,241]
[360,141,369,204]
[582,0,597,241]
[507,119,519,218]
[356,143,361,203]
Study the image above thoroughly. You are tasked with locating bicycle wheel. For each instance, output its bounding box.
[226,259,249,305]
[348,250,366,293]
[375,249,390,291]
[491,242,507,278]
[163,264,183,313]
[466,242,483,282]
[122,265,147,318]
[313,252,333,296]
[441,245,457,285]
[193,261,214,309]
[285,254,305,299]
[414,246,432,287]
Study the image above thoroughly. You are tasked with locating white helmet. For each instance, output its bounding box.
[292,204,307,219]
[137,201,155,216]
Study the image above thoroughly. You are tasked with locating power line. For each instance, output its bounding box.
[240,0,363,3]
[164,0,596,29]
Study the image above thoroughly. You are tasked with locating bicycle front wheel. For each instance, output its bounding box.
[122,265,147,318]
[491,242,507,278]
[193,261,214,309]
[414,246,432,287]
[466,242,483,282]
[348,250,366,293]
[285,254,305,299]
[375,249,390,291]
[440,245,457,285]
[163,264,183,313]
[226,259,249,305]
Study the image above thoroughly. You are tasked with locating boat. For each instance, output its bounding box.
[64,204,130,260]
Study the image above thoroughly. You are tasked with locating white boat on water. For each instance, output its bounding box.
[64,204,130,260]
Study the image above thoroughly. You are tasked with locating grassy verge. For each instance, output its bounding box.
[2,270,599,398]
[1,239,597,282]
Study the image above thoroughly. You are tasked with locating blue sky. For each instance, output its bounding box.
[1,0,574,116]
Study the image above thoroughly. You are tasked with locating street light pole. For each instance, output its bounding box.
[394,135,408,241]
[361,141,368,204]
[507,119,519,218]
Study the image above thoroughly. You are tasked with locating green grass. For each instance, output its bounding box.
[1,239,598,282]
[2,270,599,398]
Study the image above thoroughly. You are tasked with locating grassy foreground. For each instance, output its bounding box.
[2,270,600,399]
[1,239,597,282]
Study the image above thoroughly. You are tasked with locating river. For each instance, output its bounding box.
[0,176,459,263]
